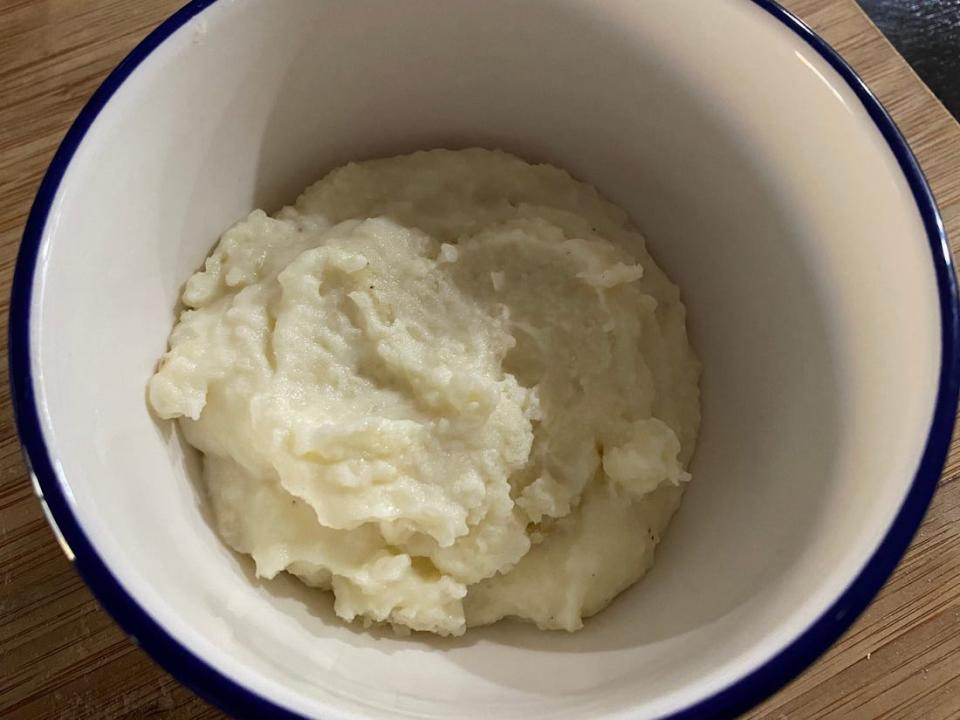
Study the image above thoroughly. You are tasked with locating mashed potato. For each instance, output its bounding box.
[149,149,700,636]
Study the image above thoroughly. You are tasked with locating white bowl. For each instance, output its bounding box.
[11,1,960,718]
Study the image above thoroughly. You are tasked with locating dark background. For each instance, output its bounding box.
[857,0,960,117]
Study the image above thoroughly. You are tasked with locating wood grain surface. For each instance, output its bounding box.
[2,1,960,718]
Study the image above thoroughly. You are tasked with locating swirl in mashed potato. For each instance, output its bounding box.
[149,149,700,636]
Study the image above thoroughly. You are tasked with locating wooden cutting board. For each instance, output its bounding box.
[2,1,959,718]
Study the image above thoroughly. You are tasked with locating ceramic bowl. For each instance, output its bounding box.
[11,1,960,718]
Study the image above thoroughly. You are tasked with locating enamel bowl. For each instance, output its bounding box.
[11,0,959,718]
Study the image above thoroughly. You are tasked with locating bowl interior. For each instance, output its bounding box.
[27,0,942,718]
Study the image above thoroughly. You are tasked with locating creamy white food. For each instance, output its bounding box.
[149,149,700,636]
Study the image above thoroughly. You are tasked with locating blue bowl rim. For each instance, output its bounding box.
[8,1,960,718]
